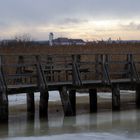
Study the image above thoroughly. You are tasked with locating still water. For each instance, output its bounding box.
[0,92,140,140]
[1,109,140,140]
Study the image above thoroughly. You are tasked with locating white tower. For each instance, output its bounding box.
[49,32,54,46]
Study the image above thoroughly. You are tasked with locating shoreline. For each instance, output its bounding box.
[8,91,136,115]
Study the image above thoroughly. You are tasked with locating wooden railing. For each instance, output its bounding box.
[1,53,140,120]
[0,53,140,91]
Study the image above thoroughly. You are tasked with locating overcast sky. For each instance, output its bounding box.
[0,0,140,40]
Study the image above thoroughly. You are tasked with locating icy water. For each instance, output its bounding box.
[0,91,140,140]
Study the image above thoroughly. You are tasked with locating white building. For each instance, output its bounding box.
[53,38,86,46]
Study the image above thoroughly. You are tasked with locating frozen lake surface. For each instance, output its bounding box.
[3,132,140,140]
[0,90,139,140]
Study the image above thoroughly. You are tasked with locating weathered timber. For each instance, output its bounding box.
[112,84,120,111]
[95,54,100,80]
[129,54,140,82]
[89,89,97,113]
[0,56,8,122]
[69,90,76,115]
[125,54,139,82]
[27,92,35,115]
[0,91,8,122]
[15,56,25,84]
[124,54,132,79]
[101,54,110,84]
[59,87,74,116]
[36,56,49,118]
[72,55,82,86]
[39,90,49,118]
[136,84,140,108]
[0,53,140,120]
[36,56,48,90]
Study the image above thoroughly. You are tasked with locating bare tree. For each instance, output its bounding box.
[14,33,32,47]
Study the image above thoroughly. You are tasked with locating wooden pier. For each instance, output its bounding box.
[0,53,140,121]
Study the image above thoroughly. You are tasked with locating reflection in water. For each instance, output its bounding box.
[1,91,140,139]
[0,108,139,139]
[0,123,8,137]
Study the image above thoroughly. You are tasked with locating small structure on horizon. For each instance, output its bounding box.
[53,37,86,46]
[48,33,86,46]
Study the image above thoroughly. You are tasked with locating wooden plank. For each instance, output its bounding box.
[72,55,82,86]
[7,79,132,90]
[7,73,36,78]
[101,54,110,84]
[8,84,37,89]
[36,56,48,90]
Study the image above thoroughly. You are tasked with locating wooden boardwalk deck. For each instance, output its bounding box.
[0,53,140,121]
[7,79,134,93]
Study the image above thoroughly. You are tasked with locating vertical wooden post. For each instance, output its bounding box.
[0,91,8,122]
[136,84,140,108]
[27,92,35,116]
[59,87,74,116]
[39,91,49,118]
[95,54,100,80]
[0,56,8,122]
[36,55,49,118]
[112,84,120,111]
[69,90,76,116]
[89,89,97,113]
[72,55,82,86]
[16,56,25,84]
[124,54,131,79]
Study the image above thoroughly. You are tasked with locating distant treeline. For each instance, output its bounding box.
[1,39,140,47]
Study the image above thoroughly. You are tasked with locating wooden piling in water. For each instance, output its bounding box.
[59,87,74,116]
[0,91,8,122]
[89,89,97,113]
[69,90,76,116]
[39,91,49,118]
[136,84,140,108]
[27,92,35,115]
[112,84,120,111]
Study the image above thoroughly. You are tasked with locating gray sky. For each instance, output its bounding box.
[0,0,140,40]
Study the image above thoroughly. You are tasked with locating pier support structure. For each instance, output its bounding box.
[27,92,35,116]
[112,84,120,111]
[59,87,74,116]
[89,89,97,113]
[136,84,140,108]
[0,91,8,122]
[39,90,49,118]
[69,90,76,116]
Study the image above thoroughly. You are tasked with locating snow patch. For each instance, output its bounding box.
[8,90,135,106]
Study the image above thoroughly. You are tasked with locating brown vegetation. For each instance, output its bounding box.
[0,43,140,55]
